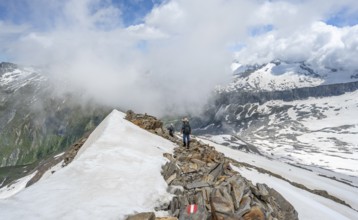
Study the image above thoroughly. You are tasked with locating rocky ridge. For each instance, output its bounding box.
[125,111,298,220]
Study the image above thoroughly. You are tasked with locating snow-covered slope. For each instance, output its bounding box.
[245,90,358,176]
[0,65,44,92]
[203,90,358,178]
[0,110,175,220]
[220,60,358,92]
[199,138,358,219]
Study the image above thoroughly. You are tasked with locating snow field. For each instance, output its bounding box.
[198,138,358,212]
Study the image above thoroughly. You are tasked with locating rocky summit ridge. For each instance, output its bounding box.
[125,111,298,220]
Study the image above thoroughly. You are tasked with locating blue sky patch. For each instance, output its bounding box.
[249,24,274,36]
[325,7,358,27]
[0,0,165,29]
[111,0,165,26]
[136,40,148,52]
[227,42,246,52]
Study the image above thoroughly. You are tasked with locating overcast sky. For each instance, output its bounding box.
[0,0,358,116]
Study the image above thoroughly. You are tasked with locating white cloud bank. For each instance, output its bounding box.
[1,0,358,116]
[236,21,358,71]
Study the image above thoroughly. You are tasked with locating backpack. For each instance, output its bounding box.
[183,123,191,134]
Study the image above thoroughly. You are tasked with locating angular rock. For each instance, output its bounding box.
[166,173,177,184]
[243,206,265,220]
[190,158,206,167]
[178,204,209,220]
[163,153,174,162]
[171,179,185,187]
[185,181,210,190]
[257,183,270,200]
[170,197,180,216]
[155,217,178,220]
[126,212,155,220]
[214,175,229,187]
[178,195,189,209]
[194,191,206,206]
[200,187,213,211]
[230,179,246,210]
[205,162,224,182]
[236,195,252,217]
[154,127,165,136]
[163,161,178,180]
[190,153,203,160]
[168,185,184,195]
[210,187,235,219]
[155,202,170,212]
[181,163,199,174]
[267,188,299,220]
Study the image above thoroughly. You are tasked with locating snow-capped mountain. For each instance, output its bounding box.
[196,60,358,185]
[0,62,45,92]
[220,60,358,92]
[201,91,358,176]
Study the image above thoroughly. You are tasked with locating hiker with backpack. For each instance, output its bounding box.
[181,117,191,148]
[167,123,174,137]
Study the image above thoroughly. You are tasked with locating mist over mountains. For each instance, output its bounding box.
[1,0,358,116]
[0,62,109,168]
[1,1,358,219]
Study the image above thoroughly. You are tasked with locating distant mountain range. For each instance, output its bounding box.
[0,62,109,167]
[197,60,358,177]
[221,60,358,92]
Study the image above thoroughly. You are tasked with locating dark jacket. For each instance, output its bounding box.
[181,122,191,135]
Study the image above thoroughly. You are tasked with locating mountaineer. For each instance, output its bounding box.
[181,118,191,148]
[167,123,174,137]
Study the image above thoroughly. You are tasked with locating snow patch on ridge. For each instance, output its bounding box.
[0,172,37,199]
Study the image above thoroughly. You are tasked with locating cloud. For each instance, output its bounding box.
[235,22,358,71]
[1,0,358,116]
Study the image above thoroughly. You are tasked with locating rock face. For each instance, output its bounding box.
[125,110,175,142]
[63,135,89,166]
[126,110,163,131]
[125,111,298,220]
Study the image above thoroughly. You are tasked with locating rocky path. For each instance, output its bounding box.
[160,139,298,220]
[125,111,298,220]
